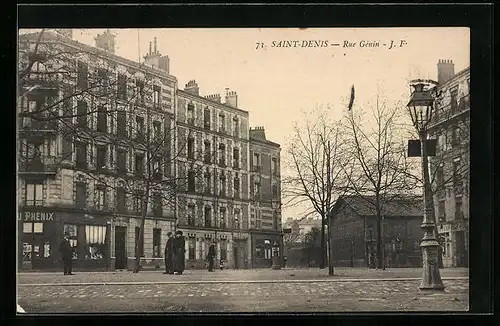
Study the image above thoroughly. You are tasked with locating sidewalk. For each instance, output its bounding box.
[18,267,468,285]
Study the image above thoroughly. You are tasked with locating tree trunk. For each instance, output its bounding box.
[133,181,149,273]
[320,219,326,269]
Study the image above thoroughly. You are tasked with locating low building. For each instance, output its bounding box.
[328,195,424,268]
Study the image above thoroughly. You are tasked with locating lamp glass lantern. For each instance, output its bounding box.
[407,83,436,131]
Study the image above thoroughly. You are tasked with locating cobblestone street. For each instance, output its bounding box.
[17,268,469,313]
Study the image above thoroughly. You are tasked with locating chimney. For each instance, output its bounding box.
[94,29,116,54]
[205,94,221,103]
[250,126,266,140]
[144,37,162,69]
[158,55,170,73]
[437,59,455,85]
[225,88,238,108]
[185,80,199,95]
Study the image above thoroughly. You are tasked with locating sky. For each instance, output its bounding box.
[22,27,470,220]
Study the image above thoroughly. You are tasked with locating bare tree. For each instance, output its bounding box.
[341,92,419,270]
[283,107,352,273]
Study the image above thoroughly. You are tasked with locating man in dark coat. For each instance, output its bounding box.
[172,230,185,275]
[59,234,74,275]
[163,232,174,274]
[207,241,216,272]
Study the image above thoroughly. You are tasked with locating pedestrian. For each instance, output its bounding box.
[207,241,216,272]
[172,230,186,275]
[219,259,224,270]
[163,232,174,274]
[59,233,74,275]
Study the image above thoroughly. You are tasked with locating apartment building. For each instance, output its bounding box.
[249,127,283,268]
[176,83,252,269]
[18,30,177,270]
[428,60,470,267]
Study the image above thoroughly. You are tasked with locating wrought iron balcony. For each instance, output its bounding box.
[18,156,57,175]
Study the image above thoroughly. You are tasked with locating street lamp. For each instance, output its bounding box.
[272,241,281,270]
[407,80,445,291]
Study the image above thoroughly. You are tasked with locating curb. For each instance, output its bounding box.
[18,276,468,287]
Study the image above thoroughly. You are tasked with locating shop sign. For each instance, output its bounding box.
[438,224,451,233]
[21,211,55,222]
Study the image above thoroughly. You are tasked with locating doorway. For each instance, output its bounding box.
[114,226,127,270]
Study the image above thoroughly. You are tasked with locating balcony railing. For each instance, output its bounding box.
[18,156,57,174]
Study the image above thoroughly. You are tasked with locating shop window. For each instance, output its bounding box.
[85,225,106,260]
[44,241,51,258]
[23,222,43,233]
[153,228,161,258]
[63,224,78,259]
[188,237,196,260]
[255,245,264,258]
[23,242,32,261]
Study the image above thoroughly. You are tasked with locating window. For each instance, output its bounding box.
[153,121,162,140]
[451,126,460,147]
[153,86,161,107]
[218,143,226,166]
[233,148,239,169]
[219,173,226,197]
[77,62,88,89]
[85,225,106,260]
[97,106,107,132]
[204,108,211,130]
[153,192,162,216]
[255,245,264,258]
[272,157,278,176]
[116,187,126,213]
[234,209,241,229]
[187,204,195,226]
[450,87,458,112]
[187,137,195,159]
[25,181,43,206]
[220,240,227,261]
[117,110,127,137]
[135,153,144,175]
[97,68,109,88]
[95,186,106,210]
[233,175,240,198]
[233,117,239,137]
[187,171,196,192]
[75,141,87,169]
[188,237,196,260]
[204,172,211,194]
[252,153,260,171]
[153,157,162,179]
[273,210,279,230]
[135,226,144,257]
[187,104,194,124]
[136,116,145,140]
[62,135,73,161]
[253,180,261,198]
[153,228,161,258]
[436,164,444,190]
[219,113,225,132]
[134,191,144,213]
[64,224,78,259]
[136,80,145,103]
[455,198,463,219]
[75,182,87,209]
[23,222,44,234]
[117,149,127,174]
[117,74,127,99]
[204,141,211,163]
[438,200,446,222]
[272,184,278,199]
[76,101,88,128]
[96,145,107,169]
[219,207,227,228]
[204,206,212,227]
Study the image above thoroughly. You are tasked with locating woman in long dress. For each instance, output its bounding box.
[172,230,186,275]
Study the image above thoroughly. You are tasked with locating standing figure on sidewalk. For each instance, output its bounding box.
[59,234,74,275]
[164,232,174,274]
[207,241,216,272]
[172,230,186,275]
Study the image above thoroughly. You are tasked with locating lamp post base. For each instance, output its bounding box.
[419,241,445,291]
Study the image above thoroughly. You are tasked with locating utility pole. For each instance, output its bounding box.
[327,140,334,276]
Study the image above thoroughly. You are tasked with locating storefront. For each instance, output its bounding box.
[19,208,111,271]
[250,231,282,268]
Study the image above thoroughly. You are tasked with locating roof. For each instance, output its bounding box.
[19,31,177,84]
[331,195,423,218]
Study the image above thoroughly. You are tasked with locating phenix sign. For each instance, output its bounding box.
[19,211,55,222]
